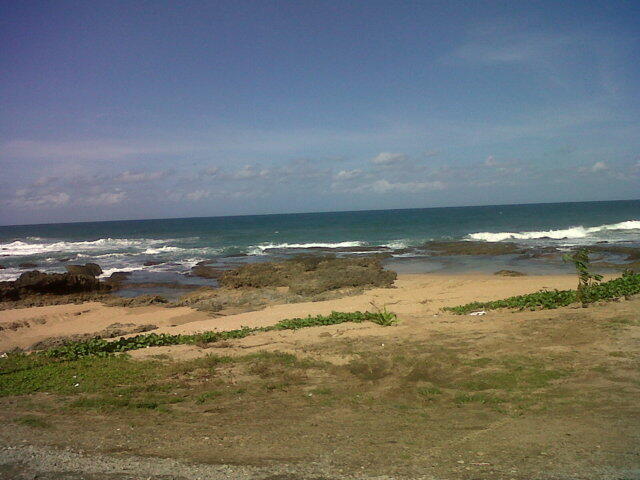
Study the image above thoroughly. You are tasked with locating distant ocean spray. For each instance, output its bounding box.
[0,200,638,282]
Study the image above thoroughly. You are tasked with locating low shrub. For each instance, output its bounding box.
[8,310,398,361]
[444,271,640,314]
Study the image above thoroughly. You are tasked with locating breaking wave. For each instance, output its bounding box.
[247,241,365,255]
[0,238,169,256]
[468,220,640,242]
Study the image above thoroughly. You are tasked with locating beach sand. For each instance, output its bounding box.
[1,272,591,353]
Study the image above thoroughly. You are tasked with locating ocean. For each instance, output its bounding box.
[1,200,639,294]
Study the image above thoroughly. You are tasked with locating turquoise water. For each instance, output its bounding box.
[1,200,638,282]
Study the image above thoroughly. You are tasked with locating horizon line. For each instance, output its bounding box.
[1,198,638,229]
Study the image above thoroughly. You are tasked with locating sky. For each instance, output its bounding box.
[1,0,639,225]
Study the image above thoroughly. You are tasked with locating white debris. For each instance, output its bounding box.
[469,311,486,316]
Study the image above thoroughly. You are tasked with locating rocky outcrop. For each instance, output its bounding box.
[106,271,132,284]
[0,269,109,301]
[65,263,103,276]
[190,265,225,279]
[19,262,38,268]
[494,270,527,277]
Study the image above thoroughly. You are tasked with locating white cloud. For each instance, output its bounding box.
[369,179,445,193]
[184,190,211,201]
[9,191,70,209]
[484,155,498,167]
[370,152,407,165]
[231,165,270,180]
[84,191,127,206]
[335,169,363,180]
[590,161,608,172]
[115,170,167,183]
[32,176,59,187]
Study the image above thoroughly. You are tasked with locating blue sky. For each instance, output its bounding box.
[1,0,639,225]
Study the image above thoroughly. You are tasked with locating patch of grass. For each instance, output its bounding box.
[417,386,442,397]
[443,271,640,314]
[0,355,164,396]
[453,393,505,405]
[195,390,223,404]
[604,317,640,329]
[310,387,333,395]
[14,415,52,428]
[459,359,568,392]
[70,395,161,411]
[347,356,391,381]
[24,310,399,361]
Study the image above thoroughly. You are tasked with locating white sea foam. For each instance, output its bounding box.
[248,241,365,255]
[468,220,640,242]
[0,238,170,256]
[383,239,411,249]
[143,246,185,255]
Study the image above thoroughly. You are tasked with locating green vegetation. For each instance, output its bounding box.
[14,415,52,428]
[563,249,604,307]
[443,271,640,314]
[1,310,397,361]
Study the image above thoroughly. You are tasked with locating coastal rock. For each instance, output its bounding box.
[0,270,108,301]
[191,265,225,279]
[423,241,523,256]
[65,263,103,277]
[107,271,132,283]
[143,260,163,266]
[19,262,38,268]
[494,270,527,277]
[104,295,169,307]
[0,265,5,269]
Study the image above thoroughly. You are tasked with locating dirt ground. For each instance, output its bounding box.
[0,274,639,479]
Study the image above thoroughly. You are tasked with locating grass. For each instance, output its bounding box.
[443,271,640,314]
[14,415,52,428]
[453,393,505,405]
[8,310,398,361]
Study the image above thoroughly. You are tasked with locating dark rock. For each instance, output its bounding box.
[104,295,169,307]
[0,265,5,269]
[19,263,38,268]
[196,259,217,266]
[58,257,72,262]
[143,260,163,266]
[108,271,132,282]
[494,270,527,277]
[0,270,109,301]
[423,241,523,256]
[65,263,102,277]
[191,265,225,279]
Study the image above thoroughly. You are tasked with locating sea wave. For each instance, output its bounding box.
[247,241,365,255]
[468,219,640,242]
[0,238,170,256]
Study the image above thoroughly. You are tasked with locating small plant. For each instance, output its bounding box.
[563,249,603,307]
[368,302,398,326]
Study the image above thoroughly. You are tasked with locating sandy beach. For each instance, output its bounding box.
[1,272,592,354]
